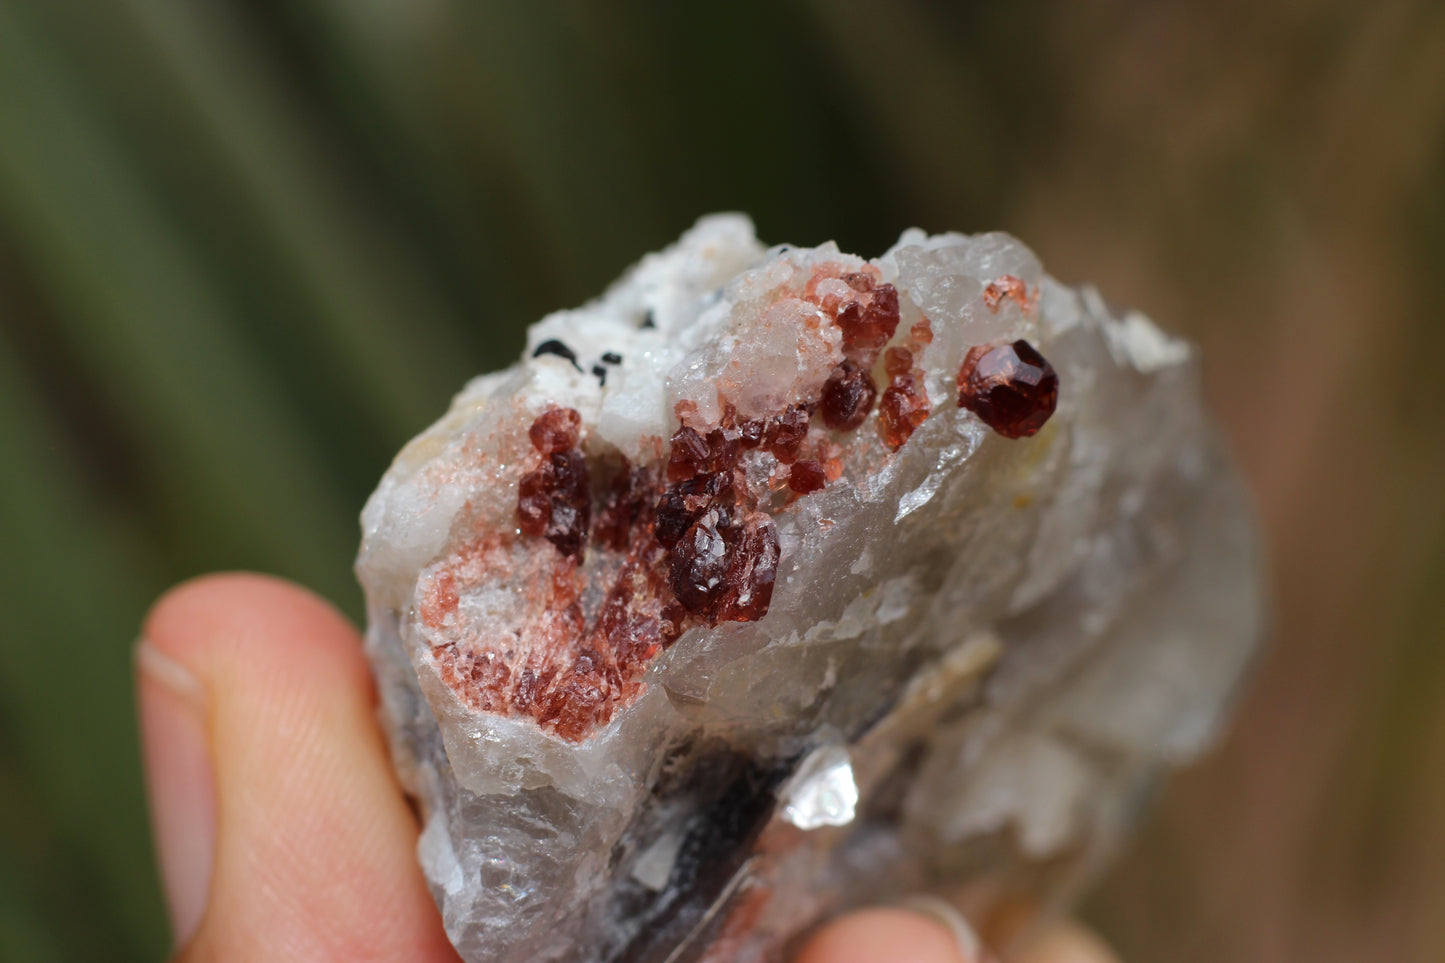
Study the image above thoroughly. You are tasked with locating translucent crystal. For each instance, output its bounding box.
[356,215,1263,963]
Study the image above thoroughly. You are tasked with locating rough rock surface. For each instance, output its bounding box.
[357,215,1263,963]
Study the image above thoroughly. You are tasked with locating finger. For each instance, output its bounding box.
[1007,919,1120,963]
[138,572,458,962]
[794,907,984,963]
[136,629,215,945]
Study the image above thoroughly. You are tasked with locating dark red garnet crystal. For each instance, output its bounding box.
[668,509,779,623]
[820,361,877,431]
[956,339,1059,439]
[787,460,827,494]
[517,408,592,558]
[528,406,582,454]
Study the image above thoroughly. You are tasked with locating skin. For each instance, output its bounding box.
[138,573,1121,963]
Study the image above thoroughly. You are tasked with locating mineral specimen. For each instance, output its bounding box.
[357,215,1263,963]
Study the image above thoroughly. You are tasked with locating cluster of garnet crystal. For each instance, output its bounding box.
[516,408,592,558]
[488,270,1060,740]
[655,420,780,623]
[810,271,935,451]
[514,282,1062,627]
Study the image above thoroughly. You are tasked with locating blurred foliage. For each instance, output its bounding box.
[0,1,1442,961]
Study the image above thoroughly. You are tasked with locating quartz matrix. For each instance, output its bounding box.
[357,216,1263,963]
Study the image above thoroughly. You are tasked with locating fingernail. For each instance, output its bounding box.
[136,638,216,947]
[899,896,995,962]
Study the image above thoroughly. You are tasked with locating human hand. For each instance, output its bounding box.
[138,573,1119,963]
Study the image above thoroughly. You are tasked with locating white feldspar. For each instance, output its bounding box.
[357,215,1263,963]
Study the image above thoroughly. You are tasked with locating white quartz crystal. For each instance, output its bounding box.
[357,215,1262,963]
[781,745,859,831]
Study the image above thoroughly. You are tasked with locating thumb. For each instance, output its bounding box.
[795,907,995,963]
[795,905,1121,963]
[137,573,458,962]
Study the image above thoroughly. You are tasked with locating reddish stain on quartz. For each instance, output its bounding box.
[432,526,674,741]
[593,462,652,552]
[420,569,460,628]
[592,537,675,664]
[957,339,1059,439]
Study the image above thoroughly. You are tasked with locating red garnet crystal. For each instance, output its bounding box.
[788,460,827,494]
[957,339,1059,439]
[529,407,582,454]
[764,406,809,464]
[820,361,878,431]
[516,450,592,558]
[517,408,592,558]
[836,282,901,362]
[667,508,779,622]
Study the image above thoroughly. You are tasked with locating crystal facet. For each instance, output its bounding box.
[956,339,1060,439]
[357,215,1263,963]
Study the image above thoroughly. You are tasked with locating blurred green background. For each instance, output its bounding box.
[1,1,1442,960]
